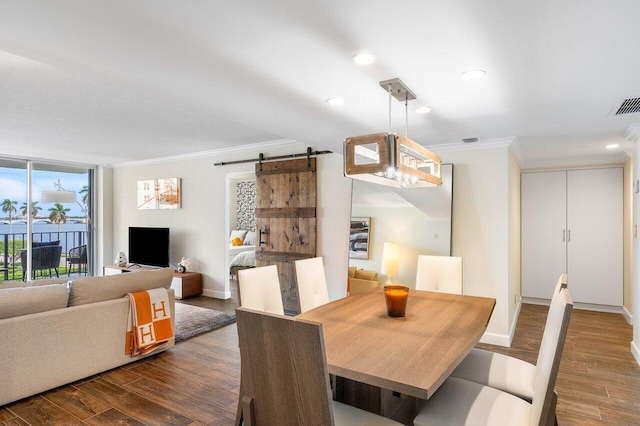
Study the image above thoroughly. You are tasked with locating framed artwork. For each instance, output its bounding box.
[137,178,181,210]
[349,217,371,259]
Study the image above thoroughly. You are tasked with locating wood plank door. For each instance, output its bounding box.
[255,158,317,314]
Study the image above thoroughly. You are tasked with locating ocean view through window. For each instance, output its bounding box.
[0,158,94,281]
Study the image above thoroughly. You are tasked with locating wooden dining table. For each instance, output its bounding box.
[298,287,495,416]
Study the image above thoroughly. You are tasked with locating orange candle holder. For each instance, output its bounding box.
[384,285,409,317]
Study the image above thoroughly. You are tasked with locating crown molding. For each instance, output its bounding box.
[110,138,302,168]
[520,151,629,170]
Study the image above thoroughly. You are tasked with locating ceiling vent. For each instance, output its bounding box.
[462,137,479,143]
[610,97,640,116]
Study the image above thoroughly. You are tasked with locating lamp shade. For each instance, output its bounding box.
[42,190,78,203]
[381,242,400,278]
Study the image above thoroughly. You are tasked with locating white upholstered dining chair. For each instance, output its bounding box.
[415,255,463,294]
[449,273,568,402]
[413,287,573,426]
[294,257,330,313]
[235,307,403,426]
[237,265,284,315]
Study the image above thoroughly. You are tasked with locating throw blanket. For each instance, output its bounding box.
[126,288,173,356]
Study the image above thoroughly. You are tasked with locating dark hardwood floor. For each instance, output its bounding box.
[2,294,640,425]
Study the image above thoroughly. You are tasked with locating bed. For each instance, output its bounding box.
[228,229,257,278]
[229,249,256,279]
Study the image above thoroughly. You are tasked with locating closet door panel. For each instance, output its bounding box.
[567,168,622,306]
[521,171,567,299]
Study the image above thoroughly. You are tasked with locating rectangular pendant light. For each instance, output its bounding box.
[344,133,442,188]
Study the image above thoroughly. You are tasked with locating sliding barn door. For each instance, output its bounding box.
[255,158,317,314]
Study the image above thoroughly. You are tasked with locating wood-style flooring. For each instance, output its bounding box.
[2,297,639,425]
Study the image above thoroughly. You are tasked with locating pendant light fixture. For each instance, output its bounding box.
[344,78,442,188]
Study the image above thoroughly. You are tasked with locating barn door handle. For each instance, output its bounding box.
[259,227,269,247]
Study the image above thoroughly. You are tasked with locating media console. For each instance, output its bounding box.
[103,265,202,299]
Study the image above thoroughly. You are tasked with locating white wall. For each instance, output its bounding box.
[438,144,516,345]
[624,158,633,321]
[110,144,351,301]
[508,150,522,339]
[632,141,640,364]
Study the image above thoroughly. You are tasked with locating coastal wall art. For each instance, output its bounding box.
[137,178,181,209]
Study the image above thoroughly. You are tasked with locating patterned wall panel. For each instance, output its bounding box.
[236,180,256,231]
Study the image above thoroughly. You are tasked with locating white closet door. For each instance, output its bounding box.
[567,168,622,306]
[522,171,567,299]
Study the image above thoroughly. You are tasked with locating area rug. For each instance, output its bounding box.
[174,303,236,342]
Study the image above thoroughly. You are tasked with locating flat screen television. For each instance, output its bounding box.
[128,227,170,268]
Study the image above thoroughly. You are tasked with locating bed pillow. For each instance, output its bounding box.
[243,231,256,246]
[230,229,248,243]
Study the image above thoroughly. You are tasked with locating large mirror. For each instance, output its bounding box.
[348,163,453,288]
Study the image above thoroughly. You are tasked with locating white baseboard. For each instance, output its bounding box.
[623,306,633,325]
[202,289,231,299]
[523,297,623,314]
[479,300,522,348]
[632,341,640,367]
[509,300,522,344]
[480,332,511,347]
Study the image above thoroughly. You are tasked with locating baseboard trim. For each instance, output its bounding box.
[623,306,633,325]
[631,341,640,367]
[523,297,623,314]
[202,289,231,300]
[480,332,511,347]
[508,300,523,345]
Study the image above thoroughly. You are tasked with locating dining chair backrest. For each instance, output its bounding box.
[530,287,573,425]
[415,255,463,294]
[295,257,330,313]
[238,265,284,315]
[236,307,335,425]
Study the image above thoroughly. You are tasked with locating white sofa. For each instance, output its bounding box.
[0,268,175,406]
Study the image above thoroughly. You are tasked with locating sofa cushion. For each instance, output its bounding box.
[348,266,357,278]
[354,269,378,281]
[68,268,174,306]
[0,284,69,319]
[32,240,60,247]
[0,277,69,290]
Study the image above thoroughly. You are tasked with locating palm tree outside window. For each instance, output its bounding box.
[1,199,18,234]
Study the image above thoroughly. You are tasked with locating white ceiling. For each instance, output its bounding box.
[1,0,639,167]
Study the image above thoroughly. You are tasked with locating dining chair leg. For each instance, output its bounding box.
[235,379,244,426]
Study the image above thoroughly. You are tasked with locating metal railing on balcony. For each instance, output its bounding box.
[0,230,87,281]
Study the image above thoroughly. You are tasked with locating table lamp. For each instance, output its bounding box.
[381,242,400,285]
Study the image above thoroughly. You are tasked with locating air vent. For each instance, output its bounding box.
[611,98,640,116]
[462,137,479,143]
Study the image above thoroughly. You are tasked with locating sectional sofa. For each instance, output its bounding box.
[0,268,175,406]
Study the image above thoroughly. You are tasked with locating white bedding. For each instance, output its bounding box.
[230,250,256,267]
[230,245,255,257]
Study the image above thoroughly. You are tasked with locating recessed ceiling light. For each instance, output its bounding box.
[352,52,376,65]
[415,106,432,114]
[460,69,486,80]
[606,143,619,149]
[326,97,344,106]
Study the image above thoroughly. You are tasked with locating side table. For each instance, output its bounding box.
[171,271,203,299]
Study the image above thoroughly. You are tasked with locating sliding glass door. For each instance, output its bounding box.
[0,158,94,281]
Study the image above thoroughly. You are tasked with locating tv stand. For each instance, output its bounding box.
[103,265,202,299]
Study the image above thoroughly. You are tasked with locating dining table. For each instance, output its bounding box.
[298,287,495,418]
